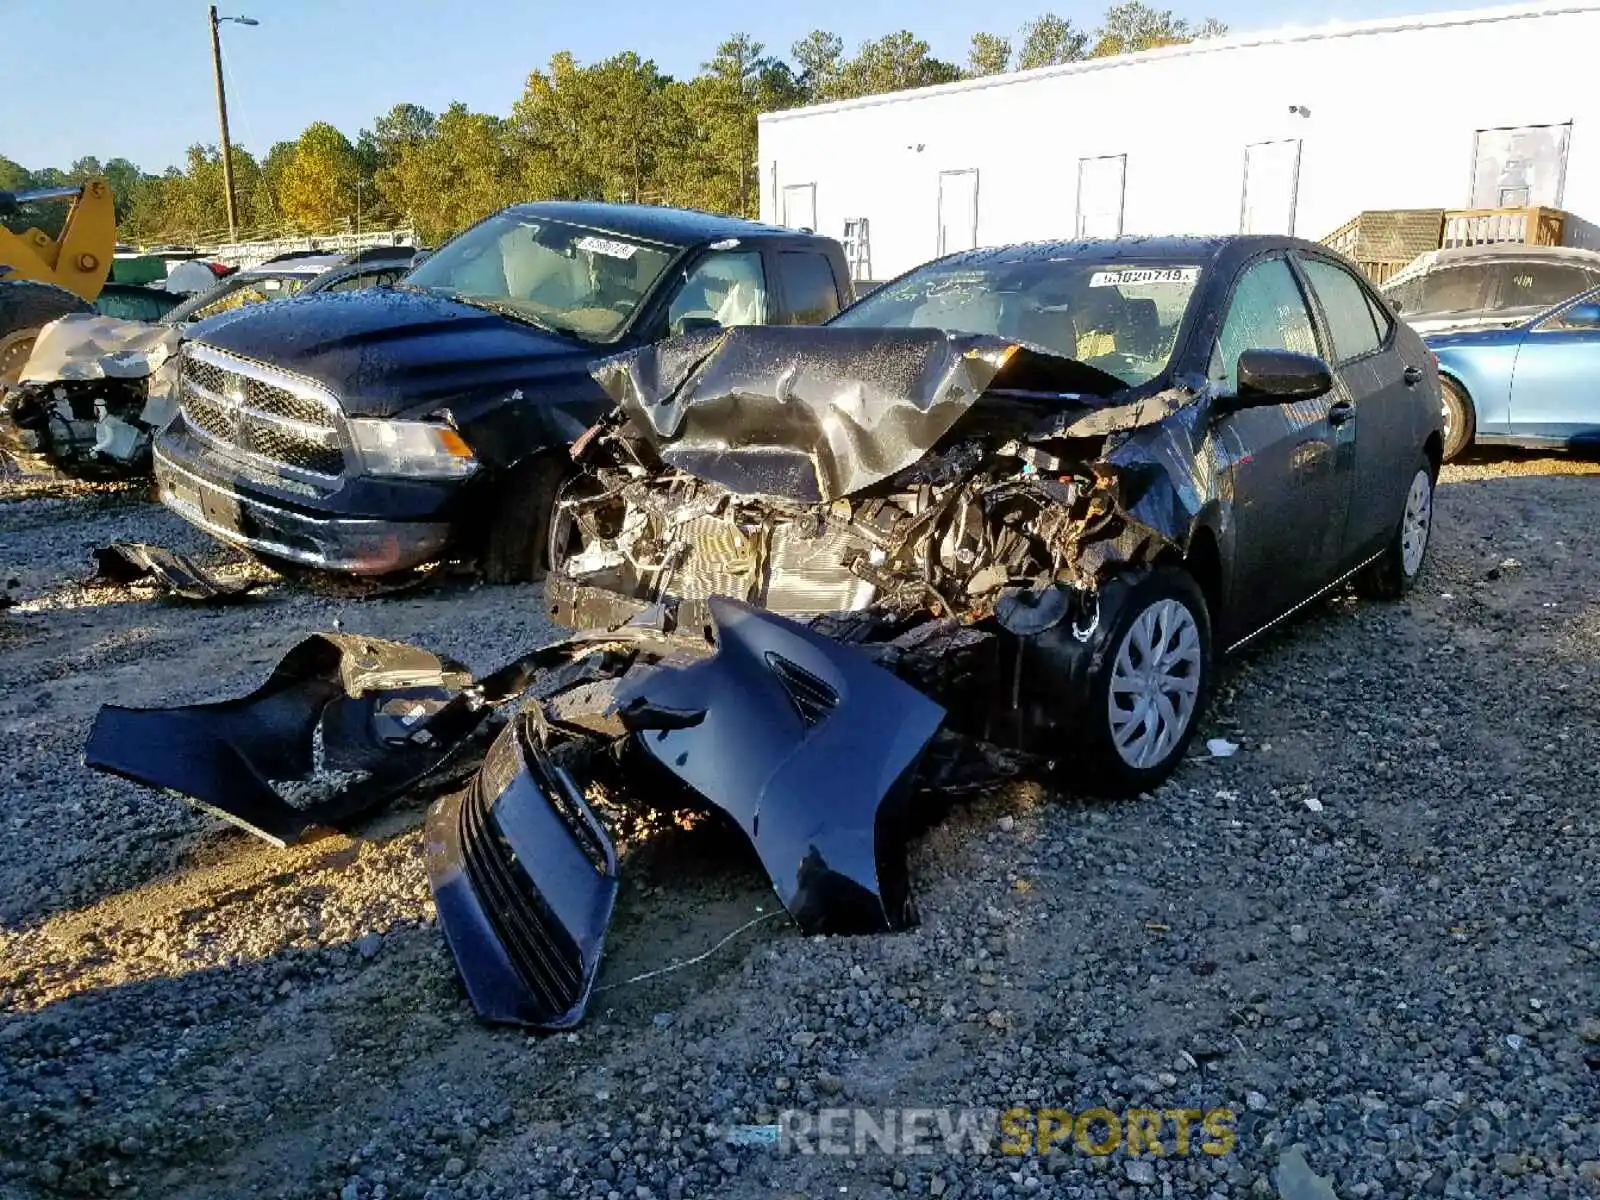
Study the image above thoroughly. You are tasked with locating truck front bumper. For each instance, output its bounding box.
[154,442,453,574]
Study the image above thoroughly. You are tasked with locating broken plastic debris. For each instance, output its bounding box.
[1303,797,1324,813]
[1205,738,1239,758]
[1273,1144,1338,1200]
[725,1124,781,1147]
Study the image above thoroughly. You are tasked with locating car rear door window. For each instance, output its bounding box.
[1491,262,1596,311]
[1300,259,1382,363]
[1214,257,1320,391]
[779,252,842,324]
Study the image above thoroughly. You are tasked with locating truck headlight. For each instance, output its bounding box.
[349,419,479,479]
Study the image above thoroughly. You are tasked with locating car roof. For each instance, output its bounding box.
[1413,243,1600,268]
[502,201,815,246]
[239,254,346,278]
[935,234,1328,270]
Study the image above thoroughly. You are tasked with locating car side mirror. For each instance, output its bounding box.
[1226,349,1333,409]
[1561,301,1600,329]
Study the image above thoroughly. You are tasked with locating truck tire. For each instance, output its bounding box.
[0,280,94,384]
[482,453,567,584]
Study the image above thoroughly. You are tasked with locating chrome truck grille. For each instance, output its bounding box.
[177,344,348,480]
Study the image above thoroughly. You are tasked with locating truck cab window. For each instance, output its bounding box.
[667,252,768,334]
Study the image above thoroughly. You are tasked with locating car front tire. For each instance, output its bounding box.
[1439,377,1475,463]
[1355,457,1434,600]
[1077,566,1213,796]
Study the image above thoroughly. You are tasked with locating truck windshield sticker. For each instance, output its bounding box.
[1090,267,1200,287]
[576,236,639,260]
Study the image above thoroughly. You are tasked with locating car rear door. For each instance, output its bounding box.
[1506,286,1600,438]
[1293,253,1421,565]
[1210,253,1352,637]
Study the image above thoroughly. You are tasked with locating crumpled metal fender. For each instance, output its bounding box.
[615,596,946,934]
[84,634,485,846]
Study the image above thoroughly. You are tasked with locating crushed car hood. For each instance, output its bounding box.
[593,326,1135,503]
[21,313,182,389]
[189,288,603,419]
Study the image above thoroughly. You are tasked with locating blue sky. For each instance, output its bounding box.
[4,0,1492,173]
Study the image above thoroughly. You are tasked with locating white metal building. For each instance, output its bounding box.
[758,1,1600,281]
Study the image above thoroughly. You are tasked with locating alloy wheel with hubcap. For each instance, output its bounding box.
[1400,468,1432,579]
[1107,596,1204,771]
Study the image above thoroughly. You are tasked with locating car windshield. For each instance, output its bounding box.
[1386,260,1600,320]
[829,257,1202,386]
[169,273,313,323]
[402,212,676,342]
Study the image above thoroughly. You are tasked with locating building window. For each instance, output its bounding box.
[1469,123,1571,209]
[1076,154,1127,238]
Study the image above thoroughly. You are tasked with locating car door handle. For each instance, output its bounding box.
[1328,400,1355,426]
[1403,365,1423,386]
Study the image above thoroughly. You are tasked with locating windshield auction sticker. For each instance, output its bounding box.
[575,235,639,259]
[1090,267,1200,287]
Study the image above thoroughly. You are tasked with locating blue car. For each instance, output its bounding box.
[1429,284,1600,460]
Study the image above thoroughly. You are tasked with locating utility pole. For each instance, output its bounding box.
[209,6,238,241]
[208,8,257,242]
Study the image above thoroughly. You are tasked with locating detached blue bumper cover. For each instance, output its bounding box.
[428,598,945,1029]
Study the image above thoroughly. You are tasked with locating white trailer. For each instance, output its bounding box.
[758,1,1600,281]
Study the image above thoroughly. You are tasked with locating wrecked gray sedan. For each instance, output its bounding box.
[87,236,1444,1030]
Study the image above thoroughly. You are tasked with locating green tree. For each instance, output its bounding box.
[832,31,962,101]
[967,33,1013,76]
[513,51,676,204]
[1017,13,1090,67]
[102,158,145,224]
[388,103,520,242]
[1090,2,1223,55]
[791,30,845,102]
[279,122,361,233]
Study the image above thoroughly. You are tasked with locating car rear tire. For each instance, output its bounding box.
[1076,566,1213,797]
[482,453,567,584]
[1355,457,1434,600]
[1439,376,1475,463]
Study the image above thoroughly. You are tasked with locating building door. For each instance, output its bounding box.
[781,183,817,232]
[1240,139,1302,235]
[1076,155,1127,237]
[1470,124,1571,208]
[937,169,980,255]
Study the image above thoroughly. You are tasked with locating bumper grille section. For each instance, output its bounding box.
[457,724,611,1023]
[178,346,347,479]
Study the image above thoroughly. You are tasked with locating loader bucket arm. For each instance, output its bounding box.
[0,178,116,302]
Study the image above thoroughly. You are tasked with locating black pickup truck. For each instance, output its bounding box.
[152,203,853,580]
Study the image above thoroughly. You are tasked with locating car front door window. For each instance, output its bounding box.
[1214,257,1321,391]
[667,252,769,335]
[1211,255,1348,639]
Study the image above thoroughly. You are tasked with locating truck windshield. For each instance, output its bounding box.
[403,213,675,342]
[829,258,1201,386]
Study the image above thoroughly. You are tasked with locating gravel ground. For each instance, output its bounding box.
[1,448,1597,1200]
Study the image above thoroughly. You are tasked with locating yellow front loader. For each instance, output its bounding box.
[0,178,118,382]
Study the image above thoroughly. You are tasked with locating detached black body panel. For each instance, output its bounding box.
[425,720,619,1029]
[616,596,945,933]
[85,635,484,846]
